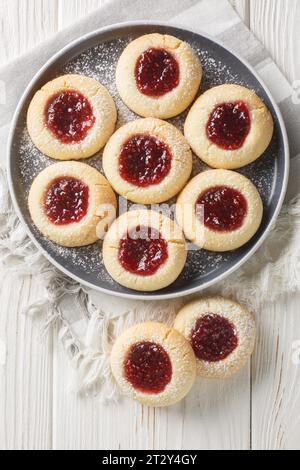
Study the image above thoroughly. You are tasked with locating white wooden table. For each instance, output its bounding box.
[1,0,300,450]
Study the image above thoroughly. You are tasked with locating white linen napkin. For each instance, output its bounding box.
[0,0,299,401]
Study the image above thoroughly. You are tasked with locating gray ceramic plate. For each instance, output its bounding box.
[7,21,289,300]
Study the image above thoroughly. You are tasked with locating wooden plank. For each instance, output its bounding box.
[250,0,299,82]
[0,273,53,449]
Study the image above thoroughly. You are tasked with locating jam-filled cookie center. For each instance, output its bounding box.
[45,90,96,144]
[196,185,248,232]
[135,48,180,97]
[119,134,172,187]
[44,176,89,225]
[124,341,172,394]
[118,226,168,276]
[191,314,238,362]
[206,101,251,150]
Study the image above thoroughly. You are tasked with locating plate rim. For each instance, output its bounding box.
[7,20,290,301]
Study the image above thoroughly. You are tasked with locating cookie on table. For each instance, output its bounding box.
[103,209,187,291]
[28,161,117,247]
[110,322,196,406]
[27,74,117,160]
[184,84,274,169]
[174,297,256,378]
[116,33,202,119]
[176,169,263,252]
[103,118,192,204]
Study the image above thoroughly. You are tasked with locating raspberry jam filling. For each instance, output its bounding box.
[119,134,172,187]
[191,314,238,362]
[206,101,251,150]
[44,177,89,225]
[45,90,95,144]
[196,185,248,232]
[124,341,172,394]
[118,226,168,276]
[135,48,180,97]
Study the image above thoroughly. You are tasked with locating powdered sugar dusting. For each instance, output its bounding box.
[14,32,279,294]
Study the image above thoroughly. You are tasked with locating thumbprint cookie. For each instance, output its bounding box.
[176,169,263,252]
[28,161,117,247]
[103,210,187,291]
[103,118,192,204]
[116,34,202,119]
[27,74,117,160]
[110,322,196,406]
[174,297,256,378]
[184,84,274,169]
